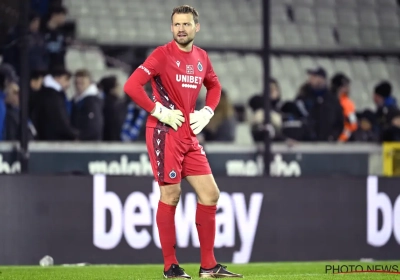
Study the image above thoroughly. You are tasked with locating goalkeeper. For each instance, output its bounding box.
[124,4,242,279]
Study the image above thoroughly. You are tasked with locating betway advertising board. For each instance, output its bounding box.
[0,175,398,265]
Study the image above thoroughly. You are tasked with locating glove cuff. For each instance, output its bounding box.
[151,102,163,118]
[203,106,214,117]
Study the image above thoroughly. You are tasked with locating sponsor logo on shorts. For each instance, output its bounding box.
[169,170,177,179]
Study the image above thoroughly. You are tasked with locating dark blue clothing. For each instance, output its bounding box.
[31,0,49,16]
[384,96,397,108]
[0,91,6,141]
[2,29,49,75]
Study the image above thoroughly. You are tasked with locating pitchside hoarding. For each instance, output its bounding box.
[0,175,398,265]
[0,147,373,176]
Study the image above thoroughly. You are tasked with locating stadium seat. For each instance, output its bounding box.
[62,0,400,117]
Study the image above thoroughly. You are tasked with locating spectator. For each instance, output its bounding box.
[71,69,103,141]
[32,67,78,140]
[3,79,36,141]
[120,100,147,142]
[0,73,6,141]
[381,109,400,142]
[28,70,46,127]
[203,89,236,142]
[41,6,68,69]
[331,73,358,142]
[373,81,398,137]
[0,63,20,141]
[3,12,48,75]
[98,76,128,141]
[352,110,379,142]
[120,82,151,142]
[3,80,20,140]
[249,79,285,142]
[296,67,344,141]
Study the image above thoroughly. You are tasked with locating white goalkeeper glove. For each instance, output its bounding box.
[190,106,214,135]
[151,102,185,131]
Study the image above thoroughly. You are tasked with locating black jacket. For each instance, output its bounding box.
[4,105,19,141]
[103,94,127,141]
[381,126,400,142]
[71,90,104,141]
[3,104,35,141]
[296,84,344,141]
[31,85,78,141]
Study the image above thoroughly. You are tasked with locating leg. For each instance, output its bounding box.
[146,128,191,278]
[183,142,243,278]
[186,174,219,269]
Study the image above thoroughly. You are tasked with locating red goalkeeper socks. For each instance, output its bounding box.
[157,201,178,271]
[196,203,217,269]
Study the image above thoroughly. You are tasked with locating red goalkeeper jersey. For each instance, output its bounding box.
[124,40,221,143]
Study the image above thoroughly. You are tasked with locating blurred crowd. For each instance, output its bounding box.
[0,64,149,142]
[0,2,149,142]
[247,67,400,143]
[0,1,399,143]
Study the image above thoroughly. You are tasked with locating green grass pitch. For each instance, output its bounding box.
[1,261,399,279]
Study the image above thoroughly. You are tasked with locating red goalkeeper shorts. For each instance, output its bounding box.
[146,127,212,185]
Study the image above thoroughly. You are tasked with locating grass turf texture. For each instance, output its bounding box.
[0,261,399,279]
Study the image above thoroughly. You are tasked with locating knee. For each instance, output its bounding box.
[160,185,181,206]
[200,187,220,206]
[209,189,220,205]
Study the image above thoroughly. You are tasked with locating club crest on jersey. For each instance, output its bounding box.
[197,61,203,72]
[169,170,177,179]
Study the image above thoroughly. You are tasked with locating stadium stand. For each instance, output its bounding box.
[64,0,400,49]
[63,0,400,108]
[1,0,399,144]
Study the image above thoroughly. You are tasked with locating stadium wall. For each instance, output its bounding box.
[0,142,382,176]
[0,175,399,265]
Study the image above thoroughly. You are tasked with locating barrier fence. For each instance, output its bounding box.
[0,175,399,265]
[0,142,382,176]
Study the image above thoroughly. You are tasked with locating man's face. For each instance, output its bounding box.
[111,82,122,97]
[30,17,40,33]
[75,76,90,94]
[5,82,19,107]
[373,93,384,106]
[339,84,350,95]
[392,116,400,128]
[30,77,43,91]
[360,119,371,131]
[171,13,199,47]
[309,74,326,89]
[56,75,71,90]
[53,13,66,27]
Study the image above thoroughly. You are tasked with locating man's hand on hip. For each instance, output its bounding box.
[190,106,214,135]
[151,102,185,131]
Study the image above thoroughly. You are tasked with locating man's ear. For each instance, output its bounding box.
[195,23,200,32]
[170,24,173,33]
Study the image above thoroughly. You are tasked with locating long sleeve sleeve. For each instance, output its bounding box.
[203,55,222,111]
[124,48,165,113]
